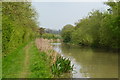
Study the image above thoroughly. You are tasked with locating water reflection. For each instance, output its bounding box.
[51,43,118,78]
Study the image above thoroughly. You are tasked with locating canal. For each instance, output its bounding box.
[51,43,118,78]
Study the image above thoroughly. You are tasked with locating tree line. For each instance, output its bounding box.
[2,2,39,55]
[61,1,120,50]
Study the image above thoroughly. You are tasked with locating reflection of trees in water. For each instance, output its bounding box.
[60,43,118,78]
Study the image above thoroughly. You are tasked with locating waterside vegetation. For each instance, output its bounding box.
[61,1,120,50]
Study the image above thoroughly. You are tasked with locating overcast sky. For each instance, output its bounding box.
[32,2,109,30]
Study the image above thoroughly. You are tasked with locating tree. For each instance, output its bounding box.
[61,24,74,43]
[2,2,39,54]
[61,1,120,50]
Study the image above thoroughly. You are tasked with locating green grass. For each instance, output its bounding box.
[2,41,53,78]
[2,43,27,78]
[29,42,53,78]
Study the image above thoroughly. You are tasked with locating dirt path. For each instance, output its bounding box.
[19,43,31,78]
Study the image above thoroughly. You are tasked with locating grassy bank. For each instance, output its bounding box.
[2,42,27,78]
[2,41,31,78]
[2,41,53,78]
[35,38,73,77]
[29,42,52,78]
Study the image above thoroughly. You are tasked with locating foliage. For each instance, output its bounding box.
[61,24,74,43]
[38,27,45,36]
[51,56,73,76]
[61,1,120,50]
[2,2,39,55]
[45,28,61,34]
[42,33,61,39]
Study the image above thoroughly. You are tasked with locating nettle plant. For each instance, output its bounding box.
[51,56,74,76]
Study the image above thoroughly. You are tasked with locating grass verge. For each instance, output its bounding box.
[2,42,27,78]
[29,42,53,78]
[3,41,53,78]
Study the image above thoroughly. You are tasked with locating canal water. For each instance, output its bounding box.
[51,43,118,78]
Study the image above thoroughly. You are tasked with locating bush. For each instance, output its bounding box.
[42,33,61,39]
[2,2,38,55]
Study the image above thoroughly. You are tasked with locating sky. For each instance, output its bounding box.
[32,2,109,30]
